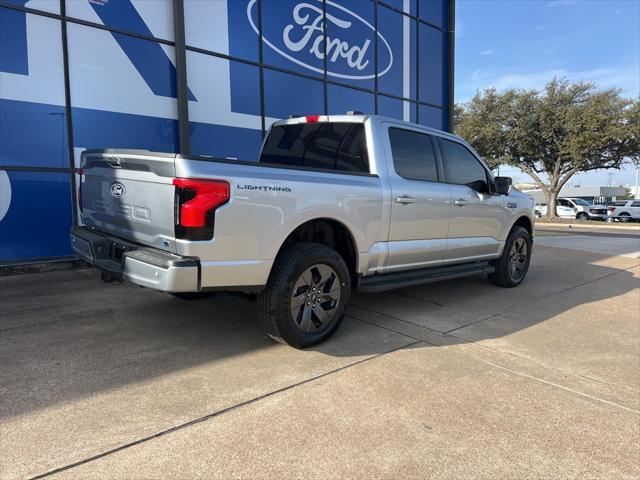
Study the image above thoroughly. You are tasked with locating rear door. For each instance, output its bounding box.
[437,138,505,262]
[384,125,451,272]
[80,150,178,252]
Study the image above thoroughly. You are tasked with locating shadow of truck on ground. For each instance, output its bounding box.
[0,244,637,420]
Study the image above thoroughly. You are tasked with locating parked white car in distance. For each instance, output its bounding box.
[534,198,608,220]
[607,200,640,222]
[534,203,580,219]
[558,198,608,220]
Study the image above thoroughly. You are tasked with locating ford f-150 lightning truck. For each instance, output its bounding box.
[71,114,535,348]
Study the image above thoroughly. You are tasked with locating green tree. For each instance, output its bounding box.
[455,78,639,219]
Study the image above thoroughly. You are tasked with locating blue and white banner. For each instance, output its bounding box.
[0,0,448,262]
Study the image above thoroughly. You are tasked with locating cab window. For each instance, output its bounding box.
[389,128,439,182]
[438,138,490,192]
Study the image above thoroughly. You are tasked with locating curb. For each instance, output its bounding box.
[535,223,640,232]
[0,258,86,277]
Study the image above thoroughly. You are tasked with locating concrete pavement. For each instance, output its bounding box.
[534,233,640,258]
[1,238,638,479]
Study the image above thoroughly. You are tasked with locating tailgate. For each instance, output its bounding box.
[80,150,178,252]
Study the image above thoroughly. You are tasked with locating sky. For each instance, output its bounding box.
[454,0,640,187]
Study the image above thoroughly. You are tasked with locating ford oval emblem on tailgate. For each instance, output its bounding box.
[111,183,126,198]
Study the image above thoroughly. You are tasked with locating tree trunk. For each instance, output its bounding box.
[545,170,579,220]
[519,166,558,220]
[546,191,559,220]
[544,175,560,220]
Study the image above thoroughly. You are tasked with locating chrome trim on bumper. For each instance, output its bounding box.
[70,226,199,293]
[122,254,198,292]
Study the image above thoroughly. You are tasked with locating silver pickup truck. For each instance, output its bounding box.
[71,114,534,348]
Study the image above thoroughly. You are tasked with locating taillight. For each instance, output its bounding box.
[173,178,229,240]
[305,115,320,123]
[77,168,84,213]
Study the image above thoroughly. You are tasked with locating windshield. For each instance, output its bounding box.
[571,198,591,206]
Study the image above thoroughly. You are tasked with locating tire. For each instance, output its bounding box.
[619,212,631,222]
[169,292,216,300]
[576,212,589,220]
[257,243,351,349]
[488,226,532,288]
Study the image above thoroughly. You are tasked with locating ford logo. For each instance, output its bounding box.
[110,183,126,198]
[247,0,393,80]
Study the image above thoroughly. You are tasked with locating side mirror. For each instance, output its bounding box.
[494,176,512,195]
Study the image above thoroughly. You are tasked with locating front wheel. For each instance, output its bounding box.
[488,226,532,288]
[576,212,589,220]
[257,243,351,348]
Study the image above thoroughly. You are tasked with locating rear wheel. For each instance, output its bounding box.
[257,243,351,348]
[619,212,631,222]
[488,226,532,288]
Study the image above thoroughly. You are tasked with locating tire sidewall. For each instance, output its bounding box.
[501,227,532,287]
[275,246,351,348]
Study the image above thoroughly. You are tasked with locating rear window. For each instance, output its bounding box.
[260,123,369,173]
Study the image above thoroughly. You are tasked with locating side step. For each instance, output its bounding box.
[358,261,495,293]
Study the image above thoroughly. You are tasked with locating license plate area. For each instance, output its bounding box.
[109,242,133,262]
[71,228,137,277]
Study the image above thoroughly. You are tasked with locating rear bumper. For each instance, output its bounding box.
[70,226,199,292]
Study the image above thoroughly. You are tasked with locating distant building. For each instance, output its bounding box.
[522,186,628,205]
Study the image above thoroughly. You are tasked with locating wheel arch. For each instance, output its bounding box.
[272,218,359,283]
[512,215,533,239]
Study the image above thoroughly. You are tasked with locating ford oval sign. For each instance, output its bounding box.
[247,0,393,80]
[110,183,126,198]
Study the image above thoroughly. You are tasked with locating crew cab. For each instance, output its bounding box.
[71,114,535,348]
[557,197,608,220]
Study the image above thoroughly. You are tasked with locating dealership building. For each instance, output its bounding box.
[0,0,454,263]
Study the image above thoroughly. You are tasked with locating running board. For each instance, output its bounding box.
[358,262,495,293]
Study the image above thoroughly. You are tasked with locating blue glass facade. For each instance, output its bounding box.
[0,0,453,263]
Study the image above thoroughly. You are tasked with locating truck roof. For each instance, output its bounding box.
[273,114,463,143]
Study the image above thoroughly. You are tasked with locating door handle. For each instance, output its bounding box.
[396,195,416,204]
[454,199,469,207]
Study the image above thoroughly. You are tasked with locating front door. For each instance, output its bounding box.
[437,137,505,262]
[384,125,451,272]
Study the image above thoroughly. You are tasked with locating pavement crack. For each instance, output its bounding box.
[348,300,640,401]
[351,301,447,337]
[390,292,445,307]
[481,360,640,415]
[28,339,420,480]
[348,314,433,345]
[444,263,639,335]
